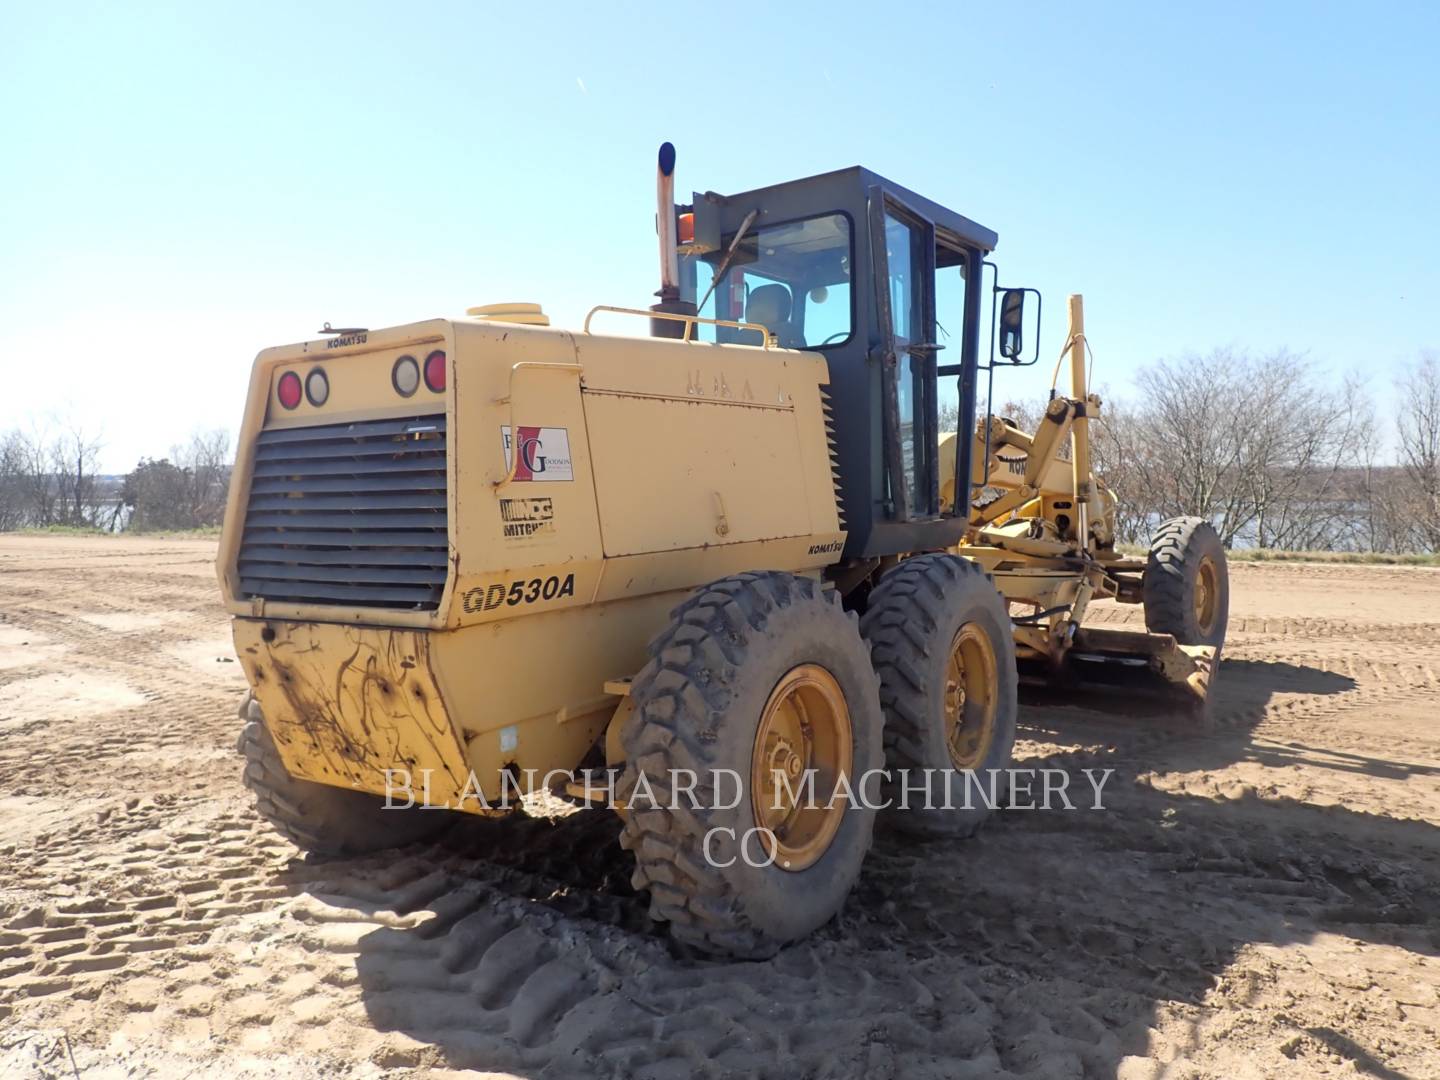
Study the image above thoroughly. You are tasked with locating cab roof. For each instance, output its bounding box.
[704,165,999,254]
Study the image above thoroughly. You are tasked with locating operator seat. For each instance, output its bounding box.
[746,284,805,349]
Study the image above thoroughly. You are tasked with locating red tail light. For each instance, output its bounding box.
[277,371,302,409]
[424,350,446,392]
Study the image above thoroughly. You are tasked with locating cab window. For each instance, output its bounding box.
[683,213,853,348]
[884,211,928,515]
[934,244,970,430]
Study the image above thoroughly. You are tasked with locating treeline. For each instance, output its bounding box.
[0,427,231,533]
[6,349,1440,551]
[979,349,1440,553]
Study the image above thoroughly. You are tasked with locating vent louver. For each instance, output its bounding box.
[237,415,448,611]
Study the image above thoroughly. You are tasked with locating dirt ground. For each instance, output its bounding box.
[0,534,1436,1079]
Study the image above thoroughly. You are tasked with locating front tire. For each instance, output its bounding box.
[861,554,1019,838]
[617,572,883,959]
[237,693,448,856]
[1143,516,1229,650]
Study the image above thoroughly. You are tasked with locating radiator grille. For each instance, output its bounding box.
[237,415,448,610]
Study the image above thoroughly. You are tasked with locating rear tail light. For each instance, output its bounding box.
[277,371,302,409]
[305,368,329,406]
[424,350,446,392]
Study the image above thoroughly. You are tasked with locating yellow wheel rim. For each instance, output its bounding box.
[945,623,999,771]
[750,664,852,872]
[1194,556,1219,636]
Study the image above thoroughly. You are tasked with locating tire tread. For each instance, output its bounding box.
[860,554,1018,838]
[617,571,876,959]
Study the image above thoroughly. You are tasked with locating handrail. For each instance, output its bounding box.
[581,305,773,348]
[493,362,584,491]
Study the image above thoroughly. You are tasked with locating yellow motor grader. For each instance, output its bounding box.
[219,144,1226,959]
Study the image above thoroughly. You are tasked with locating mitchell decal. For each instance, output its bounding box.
[499,497,556,539]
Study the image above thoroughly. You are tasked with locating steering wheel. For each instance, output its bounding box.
[817,331,849,347]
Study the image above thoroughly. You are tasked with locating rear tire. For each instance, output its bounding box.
[237,693,448,856]
[1143,517,1229,650]
[617,572,883,959]
[861,555,1018,838]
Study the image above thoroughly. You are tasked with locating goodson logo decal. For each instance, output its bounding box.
[501,426,573,482]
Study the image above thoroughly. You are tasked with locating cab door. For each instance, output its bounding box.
[867,186,939,522]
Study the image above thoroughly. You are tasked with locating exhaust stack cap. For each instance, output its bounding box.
[466,302,550,326]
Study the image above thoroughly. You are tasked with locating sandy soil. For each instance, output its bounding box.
[0,534,1436,1079]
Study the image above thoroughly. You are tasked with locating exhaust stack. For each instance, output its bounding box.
[649,141,696,338]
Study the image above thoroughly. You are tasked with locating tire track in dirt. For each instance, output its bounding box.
[0,545,244,808]
[2,536,1437,1078]
[1086,600,1440,647]
[8,784,1434,1078]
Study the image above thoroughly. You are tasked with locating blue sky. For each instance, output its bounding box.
[4,1,1437,470]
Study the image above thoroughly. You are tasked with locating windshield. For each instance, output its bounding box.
[680,212,853,349]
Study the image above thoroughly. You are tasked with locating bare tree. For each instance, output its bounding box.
[49,422,107,527]
[1088,395,1152,545]
[1123,349,1252,543]
[11,427,57,526]
[0,430,28,531]
[1235,362,1367,550]
[1353,405,1404,552]
[993,397,1045,436]
[1397,352,1440,551]
[1106,349,1367,548]
[175,429,232,526]
[975,350,1375,551]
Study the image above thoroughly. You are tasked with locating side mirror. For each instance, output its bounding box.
[998,289,1025,361]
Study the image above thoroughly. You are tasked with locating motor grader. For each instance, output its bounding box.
[219,144,1227,958]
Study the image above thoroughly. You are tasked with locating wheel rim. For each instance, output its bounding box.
[750,664,853,872]
[945,623,999,771]
[1194,556,1219,635]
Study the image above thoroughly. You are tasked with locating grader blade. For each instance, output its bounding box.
[1064,627,1216,720]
